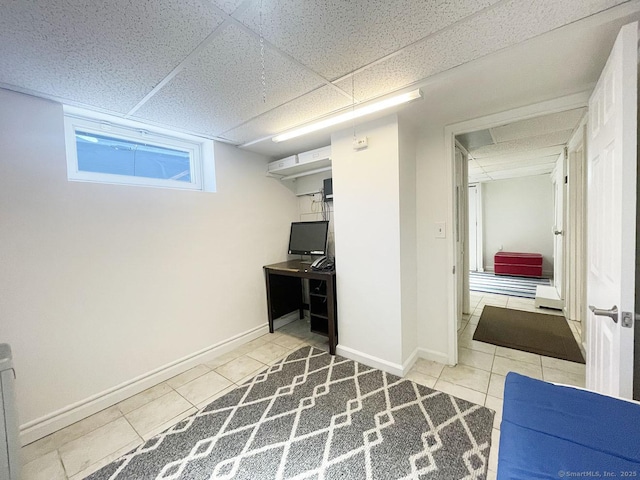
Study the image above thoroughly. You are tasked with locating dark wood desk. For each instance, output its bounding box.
[263,260,337,355]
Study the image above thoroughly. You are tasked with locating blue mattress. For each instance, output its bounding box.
[498,372,640,479]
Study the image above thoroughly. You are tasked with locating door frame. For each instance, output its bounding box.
[444,91,591,365]
[565,115,588,329]
[455,143,472,315]
[468,184,483,273]
[552,151,567,301]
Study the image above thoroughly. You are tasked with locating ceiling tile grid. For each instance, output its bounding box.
[490,108,586,143]
[472,129,574,158]
[211,0,246,15]
[133,23,324,137]
[487,164,556,179]
[220,86,353,144]
[334,0,628,103]
[233,0,502,81]
[478,155,559,172]
[475,149,563,167]
[0,0,224,113]
[471,145,565,163]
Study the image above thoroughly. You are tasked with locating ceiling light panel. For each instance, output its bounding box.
[133,24,324,137]
[272,89,422,142]
[491,108,586,143]
[472,130,575,158]
[0,0,224,113]
[233,0,502,81]
[221,86,352,144]
[334,0,626,102]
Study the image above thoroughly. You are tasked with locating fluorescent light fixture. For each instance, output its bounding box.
[272,89,423,143]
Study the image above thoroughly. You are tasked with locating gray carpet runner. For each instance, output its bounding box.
[86,346,495,479]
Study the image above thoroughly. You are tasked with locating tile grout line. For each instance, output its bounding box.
[58,447,70,480]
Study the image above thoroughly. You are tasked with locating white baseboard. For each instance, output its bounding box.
[335,345,404,377]
[19,323,269,445]
[334,345,451,379]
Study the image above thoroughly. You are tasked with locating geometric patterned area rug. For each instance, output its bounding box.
[86,346,494,480]
[470,271,550,299]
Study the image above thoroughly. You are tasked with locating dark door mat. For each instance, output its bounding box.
[473,305,585,364]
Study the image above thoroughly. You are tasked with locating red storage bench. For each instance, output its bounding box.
[494,252,543,278]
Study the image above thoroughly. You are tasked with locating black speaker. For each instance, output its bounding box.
[323,178,333,201]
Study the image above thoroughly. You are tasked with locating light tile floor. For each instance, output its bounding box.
[21,296,585,480]
[21,320,330,480]
[426,292,584,480]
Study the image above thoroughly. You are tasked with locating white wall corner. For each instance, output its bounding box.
[401,348,420,376]
[417,347,452,367]
[19,324,269,445]
[335,345,404,377]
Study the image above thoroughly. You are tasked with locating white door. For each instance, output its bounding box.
[469,186,478,271]
[454,147,465,317]
[552,155,565,298]
[586,22,637,398]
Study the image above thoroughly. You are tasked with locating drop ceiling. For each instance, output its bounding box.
[0,0,637,159]
[461,108,586,183]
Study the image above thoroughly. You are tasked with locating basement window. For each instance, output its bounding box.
[64,109,215,192]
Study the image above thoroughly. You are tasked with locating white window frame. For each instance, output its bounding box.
[64,107,215,192]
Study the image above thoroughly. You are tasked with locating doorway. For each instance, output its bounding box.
[447,97,590,388]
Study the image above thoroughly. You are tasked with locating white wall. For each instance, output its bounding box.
[0,89,298,441]
[331,115,404,369]
[415,128,453,364]
[398,118,418,365]
[295,172,335,257]
[481,175,555,275]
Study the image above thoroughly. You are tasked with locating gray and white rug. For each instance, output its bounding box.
[87,347,494,480]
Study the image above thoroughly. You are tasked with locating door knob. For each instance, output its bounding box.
[554,230,564,235]
[589,305,618,323]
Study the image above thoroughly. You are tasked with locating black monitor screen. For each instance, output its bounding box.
[288,221,329,255]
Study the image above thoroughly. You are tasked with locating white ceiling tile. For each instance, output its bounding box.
[472,130,574,158]
[211,0,246,15]
[0,0,224,113]
[235,0,502,81]
[133,24,324,137]
[221,87,352,144]
[472,146,565,164]
[334,0,627,102]
[479,157,558,173]
[491,108,586,143]
[467,159,481,170]
[488,165,555,180]
[476,153,561,168]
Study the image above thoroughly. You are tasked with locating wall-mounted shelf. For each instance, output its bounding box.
[267,145,331,180]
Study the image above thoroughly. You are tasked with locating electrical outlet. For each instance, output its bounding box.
[435,222,446,238]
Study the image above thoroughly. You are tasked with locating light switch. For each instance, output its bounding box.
[435,222,446,238]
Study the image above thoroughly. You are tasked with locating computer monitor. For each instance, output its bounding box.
[288,221,329,255]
